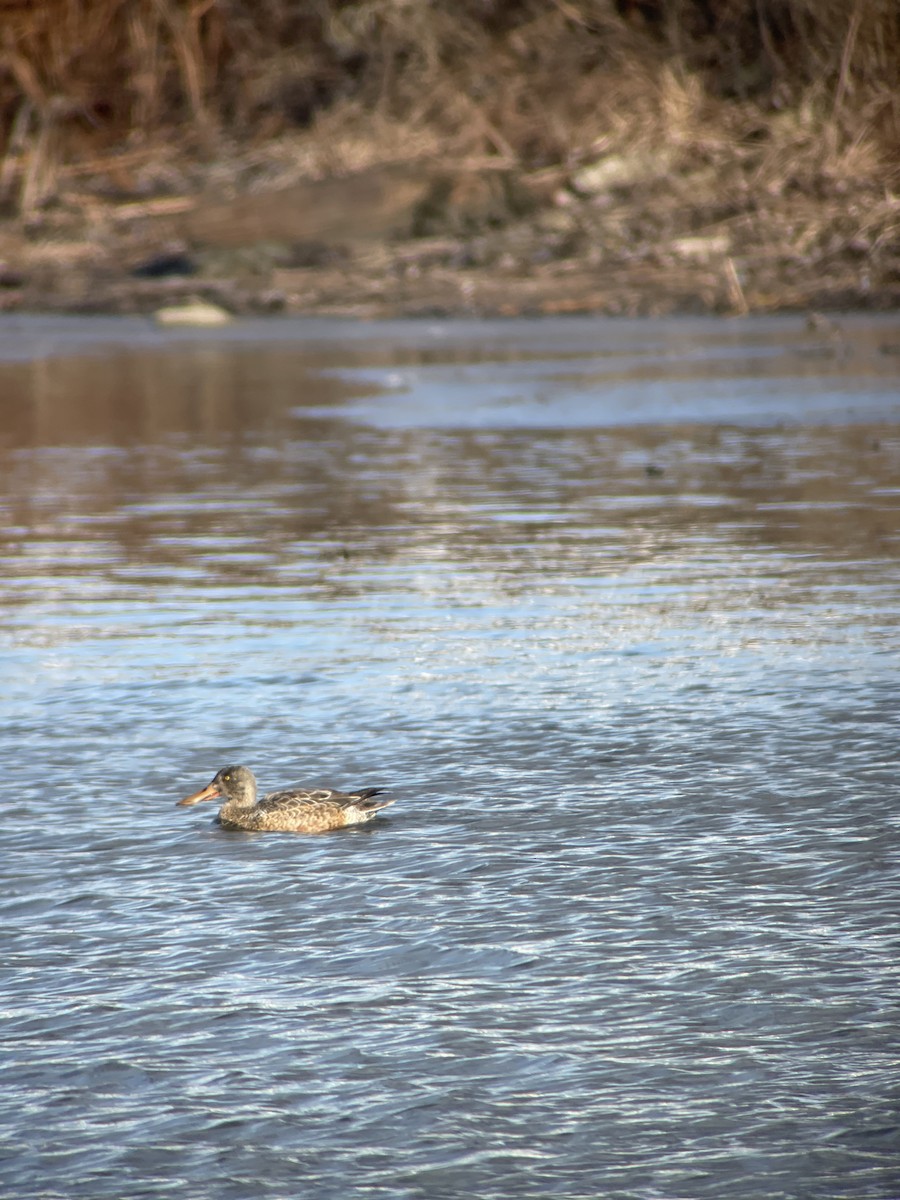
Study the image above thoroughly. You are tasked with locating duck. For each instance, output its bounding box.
[177,764,394,833]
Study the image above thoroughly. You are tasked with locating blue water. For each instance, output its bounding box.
[1,315,899,1200]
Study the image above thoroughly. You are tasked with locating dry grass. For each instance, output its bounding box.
[0,0,896,211]
[0,0,897,316]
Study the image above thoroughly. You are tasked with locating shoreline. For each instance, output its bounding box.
[2,161,896,322]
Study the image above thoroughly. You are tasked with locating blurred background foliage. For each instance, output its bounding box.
[0,0,897,214]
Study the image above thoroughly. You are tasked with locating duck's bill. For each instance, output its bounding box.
[177,781,222,807]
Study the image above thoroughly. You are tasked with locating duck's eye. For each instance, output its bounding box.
[223,773,231,781]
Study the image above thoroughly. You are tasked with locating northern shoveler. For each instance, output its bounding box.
[177,764,394,833]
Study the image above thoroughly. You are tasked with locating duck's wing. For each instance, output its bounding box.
[259,785,386,812]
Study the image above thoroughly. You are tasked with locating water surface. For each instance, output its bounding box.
[1,315,899,1199]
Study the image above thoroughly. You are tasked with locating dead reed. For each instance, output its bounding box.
[1,0,897,215]
[0,0,896,318]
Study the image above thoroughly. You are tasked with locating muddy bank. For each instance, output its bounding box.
[1,154,897,320]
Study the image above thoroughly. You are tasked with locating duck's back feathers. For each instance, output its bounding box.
[261,785,386,810]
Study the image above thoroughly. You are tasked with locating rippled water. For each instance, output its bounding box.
[2,315,899,1200]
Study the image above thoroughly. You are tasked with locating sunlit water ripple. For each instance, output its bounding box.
[1,316,898,1200]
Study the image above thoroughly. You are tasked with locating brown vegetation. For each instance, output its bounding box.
[0,0,897,315]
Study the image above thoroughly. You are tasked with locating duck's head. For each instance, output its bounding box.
[177,764,257,808]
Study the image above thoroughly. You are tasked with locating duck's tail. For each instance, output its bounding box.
[343,789,396,823]
[350,787,391,807]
